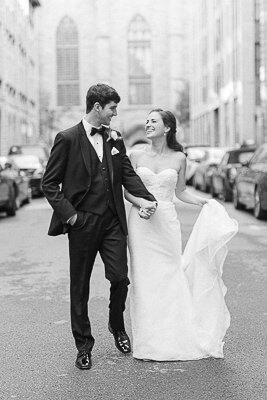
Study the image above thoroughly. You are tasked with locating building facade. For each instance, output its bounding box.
[255,0,267,144]
[189,0,266,147]
[0,0,40,156]
[37,0,191,146]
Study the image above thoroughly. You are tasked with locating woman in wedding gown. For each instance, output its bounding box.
[125,109,238,362]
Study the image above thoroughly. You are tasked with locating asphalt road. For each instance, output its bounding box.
[0,191,266,400]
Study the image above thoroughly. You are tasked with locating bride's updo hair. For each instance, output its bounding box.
[149,108,184,153]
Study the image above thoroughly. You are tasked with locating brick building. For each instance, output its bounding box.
[0,0,40,155]
[37,0,191,145]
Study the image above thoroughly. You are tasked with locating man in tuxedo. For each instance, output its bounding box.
[42,83,157,370]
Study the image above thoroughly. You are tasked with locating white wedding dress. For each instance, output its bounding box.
[128,167,238,361]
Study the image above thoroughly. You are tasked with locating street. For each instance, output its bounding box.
[0,192,266,400]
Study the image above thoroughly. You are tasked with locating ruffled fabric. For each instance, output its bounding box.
[129,168,238,361]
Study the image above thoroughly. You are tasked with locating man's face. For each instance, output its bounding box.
[98,101,118,126]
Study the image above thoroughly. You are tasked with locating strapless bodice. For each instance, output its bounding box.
[136,167,178,202]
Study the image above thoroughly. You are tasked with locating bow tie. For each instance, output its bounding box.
[90,126,105,136]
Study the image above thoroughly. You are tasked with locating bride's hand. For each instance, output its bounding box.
[138,207,152,219]
[139,199,157,212]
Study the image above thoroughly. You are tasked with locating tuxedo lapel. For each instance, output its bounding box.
[103,130,114,185]
[78,122,92,179]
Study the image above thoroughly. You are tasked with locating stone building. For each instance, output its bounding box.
[0,0,40,155]
[189,0,265,147]
[37,0,191,146]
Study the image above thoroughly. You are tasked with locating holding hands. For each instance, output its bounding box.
[138,200,158,219]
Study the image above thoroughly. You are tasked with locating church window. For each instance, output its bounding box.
[128,15,152,105]
[56,17,80,106]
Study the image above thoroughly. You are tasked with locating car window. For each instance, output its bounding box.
[249,149,261,164]
[256,147,267,163]
[228,152,241,163]
[219,153,229,166]
[249,146,267,164]
[238,152,254,164]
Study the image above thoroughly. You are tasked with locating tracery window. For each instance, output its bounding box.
[128,15,152,105]
[56,17,80,106]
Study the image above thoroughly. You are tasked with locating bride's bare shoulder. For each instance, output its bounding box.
[174,151,187,165]
[175,151,186,160]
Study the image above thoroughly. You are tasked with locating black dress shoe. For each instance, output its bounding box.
[75,352,92,370]
[108,323,131,354]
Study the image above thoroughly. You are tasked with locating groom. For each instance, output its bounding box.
[42,83,157,370]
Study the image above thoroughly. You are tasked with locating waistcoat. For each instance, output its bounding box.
[77,142,116,215]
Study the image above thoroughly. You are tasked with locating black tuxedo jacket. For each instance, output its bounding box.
[42,121,156,236]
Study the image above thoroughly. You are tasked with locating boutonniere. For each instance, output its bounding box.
[111,147,120,156]
[106,128,122,142]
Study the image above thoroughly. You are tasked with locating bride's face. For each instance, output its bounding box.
[145,112,166,139]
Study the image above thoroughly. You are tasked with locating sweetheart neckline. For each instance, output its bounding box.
[136,166,178,175]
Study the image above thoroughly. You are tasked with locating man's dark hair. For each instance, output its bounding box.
[86,83,121,113]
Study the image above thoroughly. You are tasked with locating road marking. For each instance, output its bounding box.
[53,319,69,325]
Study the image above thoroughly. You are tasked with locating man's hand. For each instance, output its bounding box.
[138,200,158,219]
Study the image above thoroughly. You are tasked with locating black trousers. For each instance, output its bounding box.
[68,208,129,353]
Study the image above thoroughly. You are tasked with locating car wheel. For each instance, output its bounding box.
[24,188,32,204]
[15,196,21,209]
[187,176,193,186]
[221,184,231,202]
[233,184,244,210]
[193,177,199,190]
[210,182,218,198]
[203,180,210,193]
[6,187,17,217]
[254,188,267,220]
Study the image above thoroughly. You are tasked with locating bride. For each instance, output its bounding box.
[124,109,238,361]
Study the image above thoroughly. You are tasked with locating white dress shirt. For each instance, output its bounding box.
[82,117,103,162]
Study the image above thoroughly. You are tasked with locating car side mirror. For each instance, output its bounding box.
[241,160,249,167]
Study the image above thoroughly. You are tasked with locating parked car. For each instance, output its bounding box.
[193,147,230,192]
[0,157,31,216]
[8,143,50,166]
[233,143,267,219]
[184,145,210,184]
[8,154,44,197]
[210,146,256,201]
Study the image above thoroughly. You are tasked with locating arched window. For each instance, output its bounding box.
[128,15,152,105]
[56,17,80,106]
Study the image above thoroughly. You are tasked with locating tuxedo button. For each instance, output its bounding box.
[102,167,106,171]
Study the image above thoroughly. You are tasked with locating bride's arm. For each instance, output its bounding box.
[124,151,157,212]
[175,154,207,207]
[124,189,156,210]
